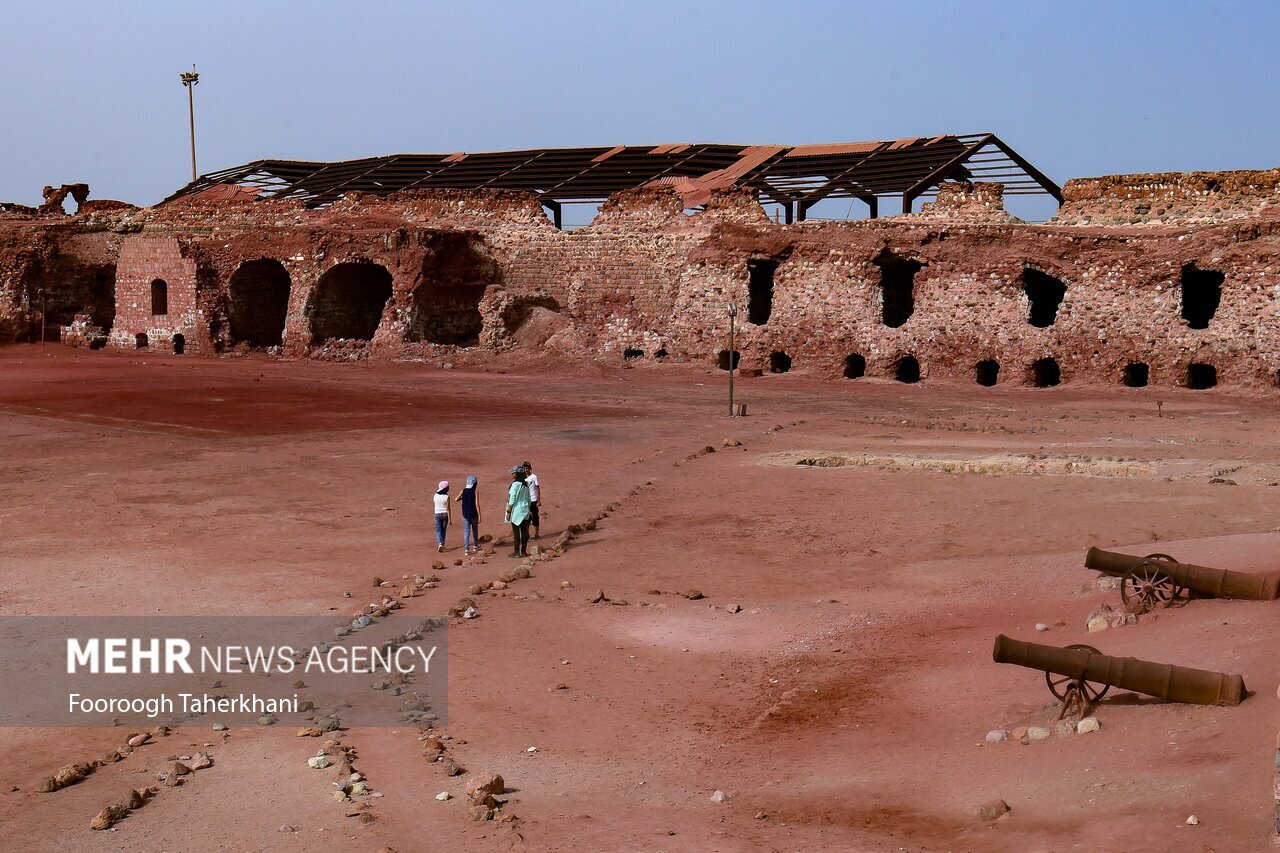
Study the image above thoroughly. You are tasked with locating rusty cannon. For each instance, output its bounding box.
[993,635,1247,715]
[1084,546,1280,613]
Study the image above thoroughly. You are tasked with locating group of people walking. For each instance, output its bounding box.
[432,461,543,558]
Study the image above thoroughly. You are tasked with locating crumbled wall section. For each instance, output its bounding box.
[110,236,203,353]
[1052,170,1280,226]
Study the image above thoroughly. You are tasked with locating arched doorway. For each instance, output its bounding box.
[308,262,393,343]
[228,259,291,347]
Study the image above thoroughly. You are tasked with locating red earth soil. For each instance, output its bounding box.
[0,344,1278,851]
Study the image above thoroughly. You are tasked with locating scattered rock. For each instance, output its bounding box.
[127,733,150,748]
[436,791,451,801]
[710,790,730,803]
[448,598,476,617]
[1034,623,1048,632]
[985,730,1008,743]
[308,756,331,769]
[90,789,146,831]
[684,590,704,600]
[1186,814,1200,825]
[442,757,465,776]
[465,772,505,802]
[1086,615,1109,633]
[725,603,742,614]
[722,439,742,447]
[190,753,213,771]
[470,805,494,821]
[1026,727,1051,743]
[297,727,323,737]
[1076,717,1101,734]
[35,763,91,793]
[977,799,1010,821]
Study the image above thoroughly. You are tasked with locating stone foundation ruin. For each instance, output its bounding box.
[3,164,1280,390]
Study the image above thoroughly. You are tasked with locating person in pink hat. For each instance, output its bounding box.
[433,480,451,552]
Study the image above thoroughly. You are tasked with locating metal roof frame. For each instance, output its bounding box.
[161,134,1060,222]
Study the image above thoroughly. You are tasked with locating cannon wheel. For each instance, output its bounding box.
[1045,643,1111,704]
[1121,558,1182,612]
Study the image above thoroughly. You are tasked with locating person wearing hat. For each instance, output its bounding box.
[433,480,451,553]
[521,461,544,539]
[505,466,532,558]
[455,475,481,555]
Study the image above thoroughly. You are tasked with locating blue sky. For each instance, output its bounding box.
[2,0,1276,222]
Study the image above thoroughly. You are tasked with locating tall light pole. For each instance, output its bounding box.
[727,301,738,417]
[180,66,200,181]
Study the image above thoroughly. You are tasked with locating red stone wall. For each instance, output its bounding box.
[6,168,1280,392]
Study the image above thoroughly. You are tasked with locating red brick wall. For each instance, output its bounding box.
[110,236,203,353]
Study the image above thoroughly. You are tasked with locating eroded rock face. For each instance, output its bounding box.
[5,171,1280,390]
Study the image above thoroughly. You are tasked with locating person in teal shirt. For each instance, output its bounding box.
[505,466,532,558]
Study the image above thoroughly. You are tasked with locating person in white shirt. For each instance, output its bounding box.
[433,480,451,552]
[521,461,544,538]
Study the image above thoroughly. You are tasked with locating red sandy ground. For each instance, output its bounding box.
[0,345,1278,852]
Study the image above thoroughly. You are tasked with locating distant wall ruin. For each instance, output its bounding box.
[3,172,1280,390]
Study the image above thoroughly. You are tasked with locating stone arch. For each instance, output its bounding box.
[894,355,921,383]
[307,261,393,343]
[975,359,1000,386]
[228,259,291,347]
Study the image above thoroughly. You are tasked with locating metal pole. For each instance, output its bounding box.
[180,66,200,182]
[727,302,737,416]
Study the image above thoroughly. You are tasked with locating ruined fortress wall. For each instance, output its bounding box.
[4,174,1280,391]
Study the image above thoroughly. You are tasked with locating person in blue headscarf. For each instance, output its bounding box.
[455,475,482,555]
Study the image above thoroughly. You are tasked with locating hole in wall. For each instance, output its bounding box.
[135,332,148,348]
[717,350,741,371]
[1032,357,1060,387]
[975,359,1000,386]
[655,348,668,359]
[228,259,291,347]
[769,351,791,373]
[308,261,393,343]
[747,259,778,325]
[173,333,185,355]
[150,279,168,316]
[1186,362,1217,389]
[407,235,496,346]
[894,355,921,383]
[1180,263,1223,330]
[874,249,922,328]
[1123,362,1149,387]
[1023,268,1066,327]
[623,348,643,361]
[843,353,866,379]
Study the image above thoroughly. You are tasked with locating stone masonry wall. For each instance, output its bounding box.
[5,172,1280,392]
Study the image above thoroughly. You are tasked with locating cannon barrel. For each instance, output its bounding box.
[1084,547,1280,601]
[992,635,1246,706]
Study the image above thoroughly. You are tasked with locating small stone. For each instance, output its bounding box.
[462,607,478,619]
[526,746,538,753]
[684,590,704,600]
[1186,814,1200,825]
[726,603,742,614]
[308,756,331,769]
[560,580,573,589]
[1026,726,1051,743]
[1034,623,1048,632]
[127,733,149,748]
[436,791,451,801]
[985,729,1008,743]
[1086,616,1109,633]
[977,799,1011,821]
[212,725,228,732]
[1076,717,1100,734]
[278,825,295,833]
[465,772,505,801]
[710,790,730,803]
